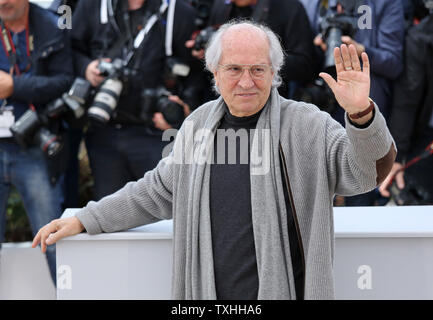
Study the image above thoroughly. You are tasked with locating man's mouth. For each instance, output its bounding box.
[0,5,13,13]
[236,93,257,97]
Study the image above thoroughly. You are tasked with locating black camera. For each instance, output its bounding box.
[389,175,431,205]
[319,0,360,71]
[320,13,358,71]
[140,87,185,127]
[293,78,336,114]
[193,26,217,51]
[10,109,63,158]
[87,58,125,124]
[46,77,92,120]
[294,0,361,114]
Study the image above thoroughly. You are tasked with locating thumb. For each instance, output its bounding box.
[319,72,338,92]
[185,40,195,48]
[379,173,394,198]
[379,180,391,198]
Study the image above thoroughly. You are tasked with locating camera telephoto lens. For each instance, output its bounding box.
[34,127,63,158]
[88,78,123,124]
[324,27,343,71]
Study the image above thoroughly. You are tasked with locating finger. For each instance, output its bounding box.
[32,230,42,248]
[320,42,327,52]
[185,40,194,48]
[340,44,352,71]
[168,95,181,103]
[45,228,67,246]
[379,185,390,198]
[361,52,370,75]
[341,36,353,45]
[40,221,58,253]
[333,47,345,74]
[40,231,49,253]
[349,44,361,71]
[313,34,322,45]
[319,72,338,92]
[379,178,391,197]
[192,49,205,59]
[395,171,405,190]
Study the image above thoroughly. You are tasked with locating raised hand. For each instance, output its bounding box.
[319,44,371,120]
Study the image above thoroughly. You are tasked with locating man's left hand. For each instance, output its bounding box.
[0,70,14,99]
[319,44,372,124]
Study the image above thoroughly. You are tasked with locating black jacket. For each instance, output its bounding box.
[10,3,74,111]
[71,0,201,125]
[390,15,433,163]
[209,0,316,89]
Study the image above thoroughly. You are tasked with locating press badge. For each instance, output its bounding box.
[0,106,15,138]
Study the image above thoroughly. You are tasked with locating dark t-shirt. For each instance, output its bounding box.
[209,104,263,300]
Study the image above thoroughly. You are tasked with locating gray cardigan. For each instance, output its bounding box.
[76,89,396,299]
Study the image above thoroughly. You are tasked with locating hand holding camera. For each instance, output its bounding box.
[85,58,111,87]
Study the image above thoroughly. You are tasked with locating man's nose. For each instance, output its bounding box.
[237,68,255,89]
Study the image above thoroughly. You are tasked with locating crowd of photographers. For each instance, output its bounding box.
[0,0,432,285]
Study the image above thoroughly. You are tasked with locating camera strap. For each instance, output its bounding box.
[0,19,33,76]
[101,0,174,66]
[402,141,433,170]
[0,18,35,112]
[132,0,176,57]
[127,0,175,71]
[389,140,433,187]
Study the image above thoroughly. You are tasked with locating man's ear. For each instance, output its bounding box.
[213,71,219,87]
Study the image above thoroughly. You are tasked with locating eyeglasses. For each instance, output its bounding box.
[217,64,272,80]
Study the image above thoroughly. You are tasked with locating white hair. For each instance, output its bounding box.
[204,20,285,93]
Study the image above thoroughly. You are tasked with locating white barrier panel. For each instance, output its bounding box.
[57,206,433,300]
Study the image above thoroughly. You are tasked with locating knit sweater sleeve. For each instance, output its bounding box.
[75,156,174,235]
[325,103,396,196]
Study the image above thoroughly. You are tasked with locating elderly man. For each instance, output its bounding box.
[33,21,395,300]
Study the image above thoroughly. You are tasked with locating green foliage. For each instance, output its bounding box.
[3,142,94,242]
[5,188,33,242]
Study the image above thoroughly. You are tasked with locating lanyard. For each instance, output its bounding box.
[0,19,35,111]
[0,19,32,76]
[101,0,173,63]
[401,141,433,170]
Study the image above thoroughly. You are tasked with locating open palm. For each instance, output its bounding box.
[319,44,371,114]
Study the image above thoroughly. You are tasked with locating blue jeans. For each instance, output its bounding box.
[0,139,63,285]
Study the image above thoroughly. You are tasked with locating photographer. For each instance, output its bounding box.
[186,0,316,99]
[379,0,433,205]
[71,0,199,200]
[0,0,73,284]
[300,0,405,123]
[300,0,405,207]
